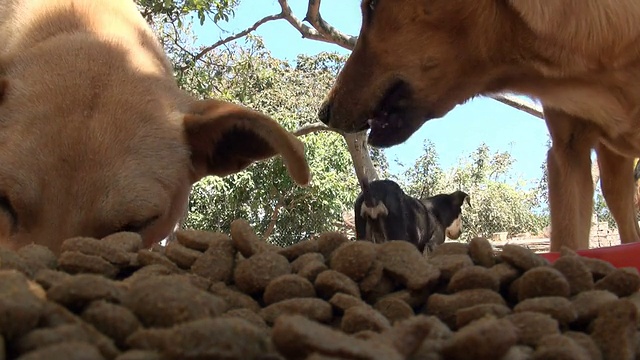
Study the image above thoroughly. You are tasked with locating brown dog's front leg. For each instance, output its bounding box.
[545,108,598,251]
[596,144,640,244]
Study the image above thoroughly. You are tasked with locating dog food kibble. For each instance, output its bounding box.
[468,237,496,268]
[517,266,571,300]
[3,221,640,359]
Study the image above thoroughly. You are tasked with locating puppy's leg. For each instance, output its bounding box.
[595,144,640,244]
[545,108,599,251]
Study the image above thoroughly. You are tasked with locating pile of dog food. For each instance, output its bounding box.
[0,218,639,359]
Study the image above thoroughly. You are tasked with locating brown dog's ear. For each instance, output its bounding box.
[183,99,311,186]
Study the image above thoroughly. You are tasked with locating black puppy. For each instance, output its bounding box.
[354,179,470,253]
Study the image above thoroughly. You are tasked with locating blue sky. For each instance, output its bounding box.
[195,0,551,186]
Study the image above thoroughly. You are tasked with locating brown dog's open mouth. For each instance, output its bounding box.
[366,80,427,148]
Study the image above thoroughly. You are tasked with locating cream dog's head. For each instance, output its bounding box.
[0,2,310,253]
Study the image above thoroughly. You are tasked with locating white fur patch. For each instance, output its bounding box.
[445,215,462,239]
[360,201,389,219]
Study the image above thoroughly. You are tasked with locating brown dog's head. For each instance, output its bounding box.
[0,39,310,253]
[319,0,519,147]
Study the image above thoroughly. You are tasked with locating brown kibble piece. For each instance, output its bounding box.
[518,266,570,301]
[328,293,368,314]
[114,350,163,360]
[61,237,130,266]
[58,251,120,278]
[16,341,105,360]
[0,246,33,277]
[532,334,591,360]
[447,265,499,293]
[190,235,236,283]
[505,311,560,347]
[581,257,617,280]
[135,250,181,274]
[468,237,496,268]
[165,241,202,269]
[47,274,125,310]
[571,290,619,326]
[230,218,278,258]
[428,254,473,281]
[297,260,328,283]
[341,305,391,334]
[260,298,333,325]
[329,241,377,281]
[208,282,261,313]
[359,260,385,293]
[124,275,227,327]
[594,267,640,297]
[175,230,222,251]
[564,331,603,360]
[128,317,271,359]
[278,239,319,261]
[425,289,506,329]
[590,299,637,360]
[552,255,594,295]
[441,317,518,360]
[455,303,511,329]
[374,297,414,324]
[500,244,548,271]
[233,251,291,295]
[220,308,268,331]
[377,241,441,290]
[514,296,577,326]
[272,315,403,360]
[81,300,141,348]
[0,270,45,340]
[317,232,349,260]
[429,242,469,257]
[101,232,143,253]
[17,244,57,273]
[33,269,72,290]
[488,262,521,288]
[263,274,316,305]
[315,269,361,299]
[291,253,325,273]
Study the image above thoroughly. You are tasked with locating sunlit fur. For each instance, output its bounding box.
[0,0,309,253]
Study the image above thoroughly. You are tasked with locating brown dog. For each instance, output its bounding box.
[0,0,310,253]
[319,0,640,251]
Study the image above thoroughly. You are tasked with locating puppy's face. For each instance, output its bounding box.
[0,40,310,253]
[319,0,507,147]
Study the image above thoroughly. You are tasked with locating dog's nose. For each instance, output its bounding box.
[318,101,331,125]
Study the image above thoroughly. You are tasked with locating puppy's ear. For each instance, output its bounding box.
[183,99,311,186]
[451,191,471,208]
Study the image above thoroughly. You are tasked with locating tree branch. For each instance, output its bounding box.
[276,0,338,45]
[261,198,285,241]
[304,0,357,50]
[293,121,344,137]
[178,12,285,70]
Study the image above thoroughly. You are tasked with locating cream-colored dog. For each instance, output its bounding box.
[0,0,310,253]
[319,0,640,251]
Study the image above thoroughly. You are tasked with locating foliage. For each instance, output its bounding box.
[400,140,548,240]
[159,27,358,245]
[136,0,238,26]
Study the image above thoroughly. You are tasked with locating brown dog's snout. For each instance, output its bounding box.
[318,100,331,125]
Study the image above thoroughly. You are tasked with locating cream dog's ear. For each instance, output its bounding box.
[183,99,311,186]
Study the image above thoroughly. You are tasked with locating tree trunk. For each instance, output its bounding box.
[344,132,379,183]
